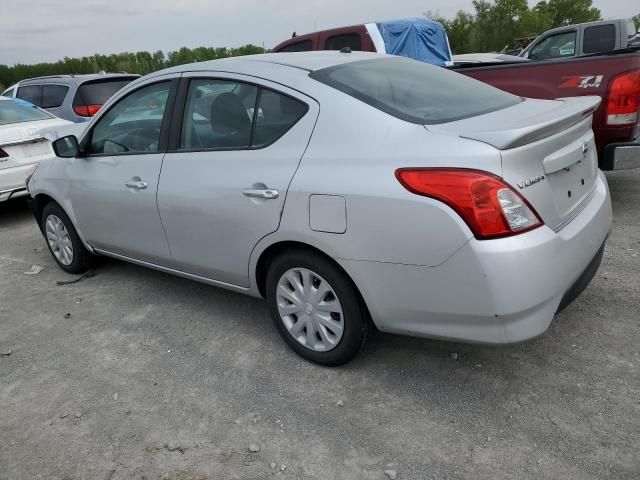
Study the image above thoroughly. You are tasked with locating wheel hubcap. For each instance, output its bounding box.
[45,214,73,266]
[276,268,344,352]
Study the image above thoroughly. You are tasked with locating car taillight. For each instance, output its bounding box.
[0,147,8,158]
[606,69,640,126]
[395,168,543,240]
[73,104,102,117]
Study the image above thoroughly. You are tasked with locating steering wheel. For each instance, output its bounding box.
[123,126,162,152]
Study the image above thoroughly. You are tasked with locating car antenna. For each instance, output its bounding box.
[340,47,352,53]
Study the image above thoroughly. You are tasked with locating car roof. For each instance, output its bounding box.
[154,51,383,77]
[18,73,139,86]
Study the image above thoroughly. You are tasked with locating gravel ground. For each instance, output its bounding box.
[0,170,638,480]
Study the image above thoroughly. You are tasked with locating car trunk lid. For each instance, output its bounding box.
[428,96,601,230]
[0,118,69,170]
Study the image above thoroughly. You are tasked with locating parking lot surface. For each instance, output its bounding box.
[1,170,639,480]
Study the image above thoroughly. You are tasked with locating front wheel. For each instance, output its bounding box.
[265,250,368,366]
[42,202,93,274]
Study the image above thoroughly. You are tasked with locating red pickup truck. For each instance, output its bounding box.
[273,26,640,170]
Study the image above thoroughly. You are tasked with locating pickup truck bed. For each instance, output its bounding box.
[452,49,640,170]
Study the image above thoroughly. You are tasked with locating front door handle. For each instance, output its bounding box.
[125,178,148,190]
[242,188,279,200]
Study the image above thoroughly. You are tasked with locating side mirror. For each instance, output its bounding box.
[52,135,80,158]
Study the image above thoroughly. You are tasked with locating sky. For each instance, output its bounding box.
[1,0,637,65]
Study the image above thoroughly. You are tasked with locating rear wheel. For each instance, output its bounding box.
[42,202,92,274]
[265,250,368,366]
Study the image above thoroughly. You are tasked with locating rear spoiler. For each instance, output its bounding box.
[456,96,601,150]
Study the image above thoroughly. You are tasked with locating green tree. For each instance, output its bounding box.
[533,0,600,28]
[0,44,264,88]
[632,14,640,31]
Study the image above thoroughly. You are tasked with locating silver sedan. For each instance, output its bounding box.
[27,52,612,365]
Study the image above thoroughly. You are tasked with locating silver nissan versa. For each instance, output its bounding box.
[27,52,612,365]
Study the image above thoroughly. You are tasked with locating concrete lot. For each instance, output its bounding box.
[1,170,639,480]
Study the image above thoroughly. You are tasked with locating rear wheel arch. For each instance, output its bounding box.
[254,241,370,315]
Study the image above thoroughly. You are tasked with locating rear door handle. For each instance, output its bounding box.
[125,178,148,190]
[242,188,279,199]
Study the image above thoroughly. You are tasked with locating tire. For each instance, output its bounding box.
[41,202,93,274]
[265,249,368,366]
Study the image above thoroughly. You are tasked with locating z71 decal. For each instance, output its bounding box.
[559,75,604,89]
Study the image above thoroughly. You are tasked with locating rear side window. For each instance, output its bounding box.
[42,85,69,108]
[253,89,308,147]
[583,24,616,54]
[181,79,258,149]
[180,79,308,150]
[324,33,362,51]
[74,79,135,108]
[2,88,15,98]
[16,85,43,106]
[310,57,520,124]
[278,40,313,52]
[0,99,53,125]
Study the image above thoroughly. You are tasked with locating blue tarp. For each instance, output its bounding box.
[377,18,452,67]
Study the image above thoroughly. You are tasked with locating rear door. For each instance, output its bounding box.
[157,73,319,287]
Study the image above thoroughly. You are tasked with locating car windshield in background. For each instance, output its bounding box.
[73,79,135,106]
[310,57,521,124]
[0,99,53,126]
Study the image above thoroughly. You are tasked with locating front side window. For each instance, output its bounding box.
[88,82,171,155]
[2,88,15,98]
[16,85,43,106]
[529,31,576,59]
[583,24,616,54]
[0,99,53,126]
[325,33,362,51]
[310,57,520,124]
[278,40,313,52]
[42,85,69,108]
[180,79,308,150]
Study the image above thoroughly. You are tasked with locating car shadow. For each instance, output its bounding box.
[0,198,33,226]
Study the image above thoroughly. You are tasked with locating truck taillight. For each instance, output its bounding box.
[395,168,543,240]
[606,70,640,126]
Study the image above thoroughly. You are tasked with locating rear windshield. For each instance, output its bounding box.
[0,99,53,126]
[310,57,521,124]
[73,78,136,106]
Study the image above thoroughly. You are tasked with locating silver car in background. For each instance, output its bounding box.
[27,52,612,365]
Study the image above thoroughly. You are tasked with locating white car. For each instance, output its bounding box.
[0,96,71,202]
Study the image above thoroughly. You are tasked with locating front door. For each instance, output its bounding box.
[69,79,177,265]
[158,74,319,286]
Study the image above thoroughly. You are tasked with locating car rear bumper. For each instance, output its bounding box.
[602,130,640,170]
[339,171,612,344]
[0,163,34,202]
